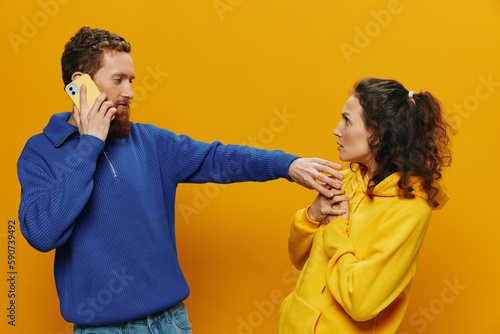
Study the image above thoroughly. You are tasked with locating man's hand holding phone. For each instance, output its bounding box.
[73,84,116,142]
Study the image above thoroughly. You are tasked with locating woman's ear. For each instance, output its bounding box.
[71,72,85,82]
[367,132,380,147]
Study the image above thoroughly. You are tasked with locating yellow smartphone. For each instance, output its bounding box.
[65,74,101,112]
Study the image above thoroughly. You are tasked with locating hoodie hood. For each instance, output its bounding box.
[345,165,449,210]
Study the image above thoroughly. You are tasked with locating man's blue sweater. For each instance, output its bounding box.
[17,112,298,325]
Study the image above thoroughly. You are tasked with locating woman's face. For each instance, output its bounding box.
[333,95,375,170]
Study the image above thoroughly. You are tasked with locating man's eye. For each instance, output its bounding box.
[114,78,122,83]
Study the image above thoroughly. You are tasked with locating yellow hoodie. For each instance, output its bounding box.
[279,167,448,333]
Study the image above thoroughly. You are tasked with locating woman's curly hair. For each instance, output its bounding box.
[351,78,454,207]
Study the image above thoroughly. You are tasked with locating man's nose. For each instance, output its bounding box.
[123,82,134,100]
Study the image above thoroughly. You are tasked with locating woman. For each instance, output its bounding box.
[279,78,453,333]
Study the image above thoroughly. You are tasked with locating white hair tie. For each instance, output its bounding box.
[408,91,415,99]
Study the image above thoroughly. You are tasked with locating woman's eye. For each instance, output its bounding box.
[344,116,350,124]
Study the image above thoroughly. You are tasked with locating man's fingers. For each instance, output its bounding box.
[79,86,106,115]
[309,158,344,170]
[79,84,88,112]
[316,164,344,180]
[98,100,114,114]
[104,107,117,120]
[310,157,343,171]
[72,105,80,117]
[316,173,343,190]
[311,182,334,197]
[72,106,81,124]
[91,93,107,113]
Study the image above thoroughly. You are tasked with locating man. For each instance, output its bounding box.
[17,27,344,333]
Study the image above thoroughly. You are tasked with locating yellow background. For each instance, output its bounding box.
[1,0,499,333]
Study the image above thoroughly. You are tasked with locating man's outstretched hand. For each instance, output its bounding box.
[288,158,344,197]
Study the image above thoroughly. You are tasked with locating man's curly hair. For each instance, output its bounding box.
[61,27,131,86]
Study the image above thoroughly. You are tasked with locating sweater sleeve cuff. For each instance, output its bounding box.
[297,207,323,230]
[76,135,106,162]
[284,156,301,182]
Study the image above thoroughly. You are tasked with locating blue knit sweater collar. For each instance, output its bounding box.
[43,112,78,147]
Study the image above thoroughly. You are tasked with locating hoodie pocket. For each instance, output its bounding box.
[279,291,321,333]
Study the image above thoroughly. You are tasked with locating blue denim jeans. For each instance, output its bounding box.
[73,303,192,334]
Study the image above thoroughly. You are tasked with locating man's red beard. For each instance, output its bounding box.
[108,105,131,139]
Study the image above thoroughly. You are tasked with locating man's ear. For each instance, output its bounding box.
[71,72,85,82]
